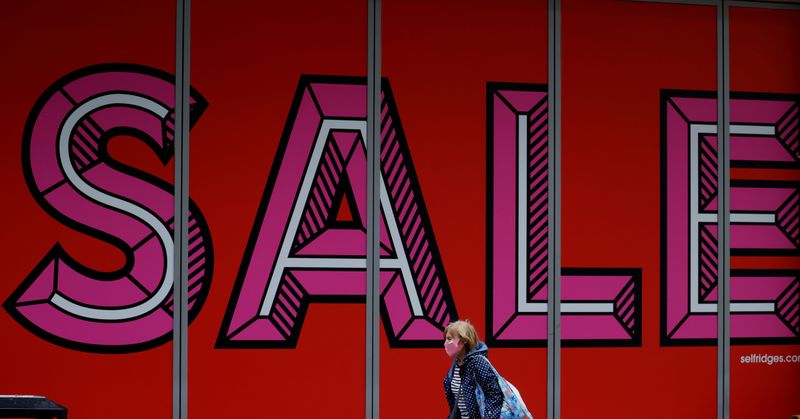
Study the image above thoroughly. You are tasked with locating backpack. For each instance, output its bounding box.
[474,361,533,419]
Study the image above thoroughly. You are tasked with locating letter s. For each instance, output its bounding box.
[3,64,213,353]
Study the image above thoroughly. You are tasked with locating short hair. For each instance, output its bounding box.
[444,320,479,353]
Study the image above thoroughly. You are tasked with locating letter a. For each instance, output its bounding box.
[217,76,458,348]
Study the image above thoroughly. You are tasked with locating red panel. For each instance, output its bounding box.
[730,7,800,419]
[189,1,367,417]
[1,2,796,419]
[382,0,548,418]
[0,2,174,418]
[562,1,717,418]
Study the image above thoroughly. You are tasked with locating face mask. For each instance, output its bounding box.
[444,339,463,357]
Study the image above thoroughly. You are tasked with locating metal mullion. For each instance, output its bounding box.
[366,0,382,418]
[173,0,191,418]
[716,3,731,419]
[624,0,800,9]
[728,0,800,9]
[624,0,719,5]
[547,1,561,419]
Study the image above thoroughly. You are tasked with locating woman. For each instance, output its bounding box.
[443,320,504,419]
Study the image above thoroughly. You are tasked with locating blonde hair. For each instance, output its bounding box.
[444,320,479,353]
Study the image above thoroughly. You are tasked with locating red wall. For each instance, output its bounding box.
[0,1,797,418]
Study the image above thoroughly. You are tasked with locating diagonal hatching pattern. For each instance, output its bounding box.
[186,215,209,305]
[164,104,203,154]
[776,190,800,248]
[269,273,307,338]
[613,279,637,336]
[698,136,718,211]
[776,103,799,163]
[164,214,210,312]
[699,224,718,301]
[69,119,102,171]
[164,109,176,146]
[294,139,346,248]
[776,278,799,336]
[380,92,451,327]
[526,98,549,300]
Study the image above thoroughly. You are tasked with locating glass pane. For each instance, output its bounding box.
[191,1,367,417]
[729,6,800,419]
[0,2,175,418]
[382,1,549,418]
[561,1,717,418]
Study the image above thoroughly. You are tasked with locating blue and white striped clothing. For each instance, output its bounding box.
[450,365,470,418]
[444,342,503,418]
